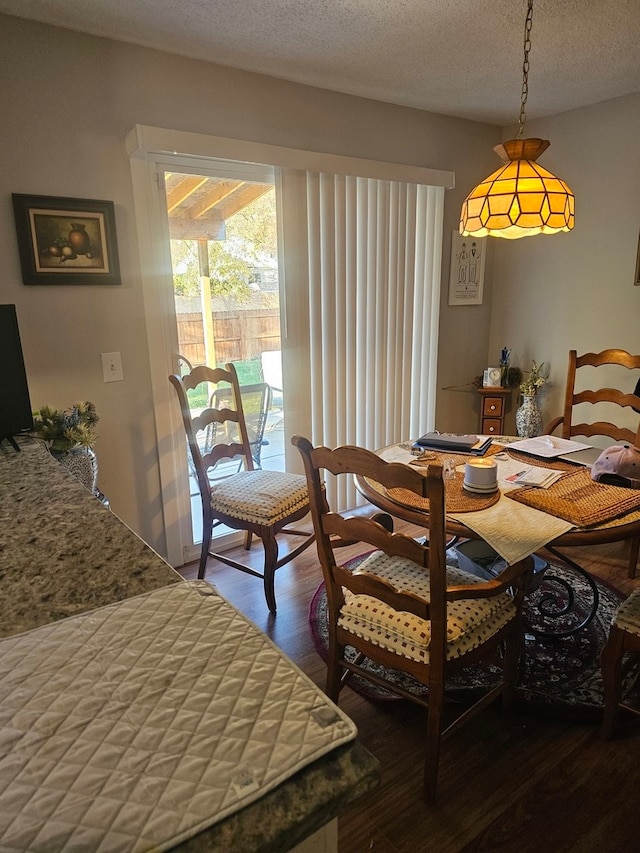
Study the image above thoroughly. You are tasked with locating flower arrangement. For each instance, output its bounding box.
[520,361,549,396]
[32,401,99,454]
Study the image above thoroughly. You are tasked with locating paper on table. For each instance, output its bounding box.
[507,435,591,458]
[507,466,564,488]
[448,495,573,565]
[379,444,415,465]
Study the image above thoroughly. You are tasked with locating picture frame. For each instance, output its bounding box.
[448,231,486,306]
[635,229,640,287]
[12,194,121,286]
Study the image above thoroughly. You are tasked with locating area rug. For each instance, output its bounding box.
[308,554,640,722]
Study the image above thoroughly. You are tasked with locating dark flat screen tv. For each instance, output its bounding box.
[0,304,34,450]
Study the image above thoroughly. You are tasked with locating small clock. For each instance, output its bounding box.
[483,367,502,387]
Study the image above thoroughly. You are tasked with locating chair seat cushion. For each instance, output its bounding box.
[614,588,640,637]
[338,551,516,663]
[210,469,309,526]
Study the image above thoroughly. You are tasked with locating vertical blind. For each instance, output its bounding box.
[281,170,445,509]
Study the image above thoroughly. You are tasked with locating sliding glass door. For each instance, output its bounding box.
[128,125,450,567]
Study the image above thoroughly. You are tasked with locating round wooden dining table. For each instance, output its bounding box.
[354,441,640,637]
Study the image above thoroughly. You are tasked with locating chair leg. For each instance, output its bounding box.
[627,535,639,579]
[261,528,279,613]
[601,625,626,739]
[424,678,445,803]
[198,507,213,580]
[326,638,346,703]
[244,530,254,551]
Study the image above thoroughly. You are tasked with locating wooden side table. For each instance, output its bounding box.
[477,387,511,436]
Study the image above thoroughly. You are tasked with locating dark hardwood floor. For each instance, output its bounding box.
[177,521,640,852]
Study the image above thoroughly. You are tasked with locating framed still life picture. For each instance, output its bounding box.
[12,194,121,285]
[448,231,486,305]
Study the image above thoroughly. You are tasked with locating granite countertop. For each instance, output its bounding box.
[0,438,181,637]
[0,436,379,851]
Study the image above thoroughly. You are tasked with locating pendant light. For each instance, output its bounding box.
[460,0,574,240]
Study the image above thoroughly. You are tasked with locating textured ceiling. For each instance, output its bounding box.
[1,0,639,126]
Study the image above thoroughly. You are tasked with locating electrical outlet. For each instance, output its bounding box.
[102,351,124,383]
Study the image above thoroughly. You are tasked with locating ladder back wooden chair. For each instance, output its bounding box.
[169,364,314,612]
[292,435,535,802]
[545,348,640,577]
[601,588,640,738]
[545,349,640,445]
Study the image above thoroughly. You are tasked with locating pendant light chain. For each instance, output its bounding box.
[517,0,534,139]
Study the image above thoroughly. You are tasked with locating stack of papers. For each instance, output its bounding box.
[507,435,590,459]
[505,466,563,489]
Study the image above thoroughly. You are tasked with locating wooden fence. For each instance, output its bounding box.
[177,309,281,371]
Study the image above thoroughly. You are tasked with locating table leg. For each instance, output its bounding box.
[525,545,600,639]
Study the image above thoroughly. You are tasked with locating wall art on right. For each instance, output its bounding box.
[448,231,486,305]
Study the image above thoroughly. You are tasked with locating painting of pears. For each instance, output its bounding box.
[33,213,106,272]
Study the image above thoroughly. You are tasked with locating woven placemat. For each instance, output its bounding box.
[387,471,500,513]
[505,467,640,527]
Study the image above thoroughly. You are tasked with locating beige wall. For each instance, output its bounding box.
[489,93,640,435]
[0,14,499,556]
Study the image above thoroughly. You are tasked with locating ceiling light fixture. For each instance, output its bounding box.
[459,0,574,240]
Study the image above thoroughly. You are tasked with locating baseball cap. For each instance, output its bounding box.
[591,444,640,489]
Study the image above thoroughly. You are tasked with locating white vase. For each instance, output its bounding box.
[52,446,98,495]
[516,394,543,438]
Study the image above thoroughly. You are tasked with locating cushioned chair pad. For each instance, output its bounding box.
[210,469,309,525]
[614,588,640,636]
[338,551,515,663]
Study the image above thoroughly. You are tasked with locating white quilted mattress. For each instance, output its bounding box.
[0,581,357,852]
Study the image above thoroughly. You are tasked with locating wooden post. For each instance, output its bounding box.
[198,239,216,370]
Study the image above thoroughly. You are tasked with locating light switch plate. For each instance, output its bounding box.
[102,351,124,382]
